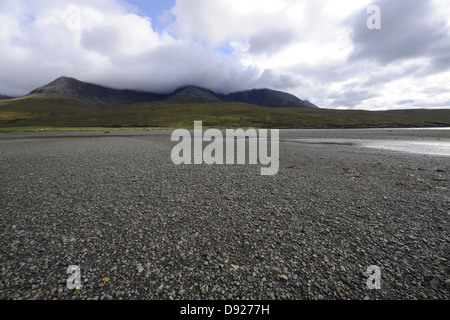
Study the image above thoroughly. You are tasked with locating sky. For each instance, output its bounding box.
[1,0,450,110]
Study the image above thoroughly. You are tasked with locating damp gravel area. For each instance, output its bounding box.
[0,129,449,300]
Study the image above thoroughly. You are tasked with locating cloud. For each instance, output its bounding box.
[257,69,302,89]
[80,15,161,56]
[349,0,450,65]
[322,0,450,109]
[169,0,304,47]
[361,62,422,87]
[248,29,297,56]
[328,87,378,109]
[0,0,313,97]
[421,53,450,76]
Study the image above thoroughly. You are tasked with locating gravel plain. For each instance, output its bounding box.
[0,128,449,300]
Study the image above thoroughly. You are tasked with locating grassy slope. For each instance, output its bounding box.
[1,95,450,129]
[0,95,102,122]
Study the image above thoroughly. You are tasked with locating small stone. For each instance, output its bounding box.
[418,292,427,300]
[430,278,439,290]
[231,264,239,270]
[445,279,450,289]
[247,276,257,283]
[102,277,110,283]
[270,266,282,275]
[279,274,288,281]
[178,290,185,296]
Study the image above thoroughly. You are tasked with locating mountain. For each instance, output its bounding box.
[301,100,319,109]
[167,86,223,104]
[29,76,166,107]
[0,95,13,100]
[26,76,319,108]
[219,88,317,108]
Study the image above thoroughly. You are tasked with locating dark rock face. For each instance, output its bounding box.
[28,76,319,108]
[220,88,318,108]
[29,76,166,107]
[168,86,223,104]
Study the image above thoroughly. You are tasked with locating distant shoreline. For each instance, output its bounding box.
[2,125,450,133]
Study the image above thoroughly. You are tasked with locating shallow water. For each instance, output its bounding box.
[359,139,450,156]
[284,138,450,156]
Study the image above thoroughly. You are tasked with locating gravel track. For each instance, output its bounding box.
[0,129,449,300]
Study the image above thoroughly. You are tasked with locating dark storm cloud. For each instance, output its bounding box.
[361,63,420,87]
[349,0,450,67]
[421,54,450,76]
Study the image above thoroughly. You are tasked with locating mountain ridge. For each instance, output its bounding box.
[26,76,319,109]
[29,76,167,107]
[218,88,315,109]
[0,94,13,100]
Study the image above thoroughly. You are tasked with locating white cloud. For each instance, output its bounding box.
[170,0,303,46]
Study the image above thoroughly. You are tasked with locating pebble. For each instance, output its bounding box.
[445,279,450,289]
[418,292,427,300]
[430,278,439,290]
[270,266,282,275]
[279,275,289,281]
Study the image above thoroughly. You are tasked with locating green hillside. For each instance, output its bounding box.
[1,95,450,130]
[0,95,102,122]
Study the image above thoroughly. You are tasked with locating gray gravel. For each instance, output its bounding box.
[0,129,449,300]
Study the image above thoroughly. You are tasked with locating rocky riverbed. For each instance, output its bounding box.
[0,129,448,300]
